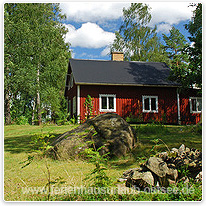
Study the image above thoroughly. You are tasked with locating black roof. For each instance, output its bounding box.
[69,59,180,87]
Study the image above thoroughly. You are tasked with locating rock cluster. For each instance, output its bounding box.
[123,144,202,190]
[50,113,135,159]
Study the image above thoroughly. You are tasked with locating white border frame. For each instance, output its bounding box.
[142,95,158,113]
[189,97,202,113]
[99,94,116,112]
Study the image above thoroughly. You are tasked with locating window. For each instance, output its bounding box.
[189,97,202,113]
[142,96,158,113]
[99,94,116,112]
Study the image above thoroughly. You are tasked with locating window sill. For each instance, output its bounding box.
[190,111,202,114]
[100,109,116,113]
[143,110,158,113]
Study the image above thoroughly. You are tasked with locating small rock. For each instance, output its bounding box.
[132,171,154,186]
[195,171,202,182]
[158,152,168,161]
[145,157,169,177]
[189,161,196,167]
[167,168,178,181]
[178,144,185,156]
[185,147,190,154]
[167,163,176,168]
[118,178,127,182]
[123,168,141,178]
[171,148,178,154]
[183,158,190,165]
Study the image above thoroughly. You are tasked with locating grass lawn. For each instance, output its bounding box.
[4,123,202,201]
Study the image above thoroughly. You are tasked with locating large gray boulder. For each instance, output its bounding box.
[49,113,135,159]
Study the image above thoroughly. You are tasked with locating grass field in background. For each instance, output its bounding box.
[4,123,202,201]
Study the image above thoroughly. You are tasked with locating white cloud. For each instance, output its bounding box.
[60,2,193,26]
[61,2,194,56]
[101,46,111,57]
[64,22,115,49]
[156,23,172,34]
[60,2,129,22]
[148,2,193,26]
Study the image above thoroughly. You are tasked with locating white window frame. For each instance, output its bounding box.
[142,95,158,113]
[189,97,202,113]
[99,94,116,112]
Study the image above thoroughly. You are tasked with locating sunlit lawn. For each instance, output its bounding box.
[4,124,202,201]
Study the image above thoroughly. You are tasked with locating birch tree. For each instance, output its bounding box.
[110,3,168,63]
[4,3,71,125]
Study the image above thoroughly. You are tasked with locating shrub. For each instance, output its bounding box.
[15,115,29,125]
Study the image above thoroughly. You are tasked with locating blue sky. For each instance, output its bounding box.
[60,2,195,61]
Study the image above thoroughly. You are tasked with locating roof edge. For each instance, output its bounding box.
[76,82,180,88]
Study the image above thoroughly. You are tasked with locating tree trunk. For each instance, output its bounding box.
[5,90,11,125]
[31,98,36,125]
[37,68,41,125]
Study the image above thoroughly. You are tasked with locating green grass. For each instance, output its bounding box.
[131,124,202,160]
[4,123,202,201]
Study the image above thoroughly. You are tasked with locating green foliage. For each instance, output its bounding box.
[20,155,34,168]
[30,133,55,155]
[83,147,111,187]
[177,164,190,178]
[78,130,112,188]
[80,145,111,188]
[167,179,202,201]
[150,138,170,155]
[111,3,169,63]
[69,115,77,124]
[163,27,190,87]
[15,115,29,125]
[20,133,61,201]
[4,3,71,125]
[185,3,202,89]
[84,95,94,119]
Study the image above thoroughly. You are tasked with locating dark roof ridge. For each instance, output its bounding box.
[69,58,166,64]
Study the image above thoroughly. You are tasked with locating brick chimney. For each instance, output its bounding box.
[111,51,124,61]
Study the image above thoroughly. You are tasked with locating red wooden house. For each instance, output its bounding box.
[64,52,201,125]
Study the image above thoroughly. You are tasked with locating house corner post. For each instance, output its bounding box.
[177,88,181,125]
[77,85,80,123]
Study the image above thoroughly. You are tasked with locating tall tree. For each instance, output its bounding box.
[185,3,202,89]
[4,3,71,125]
[162,27,190,87]
[111,3,169,63]
[4,3,17,124]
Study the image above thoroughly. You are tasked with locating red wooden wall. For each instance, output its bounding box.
[79,85,179,124]
[179,89,201,124]
[65,84,201,125]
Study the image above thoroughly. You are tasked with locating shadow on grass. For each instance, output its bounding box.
[4,133,61,154]
[109,158,136,170]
